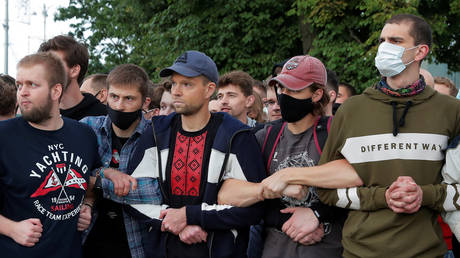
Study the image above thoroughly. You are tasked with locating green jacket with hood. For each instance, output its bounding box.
[318,85,460,258]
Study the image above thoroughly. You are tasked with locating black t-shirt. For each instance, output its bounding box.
[84,130,130,257]
[165,114,221,208]
[164,114,222,258]
[0,117,101,258]
[109,130,128,168]
[60,93,107,121]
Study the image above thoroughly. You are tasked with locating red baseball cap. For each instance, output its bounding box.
[269,55,327,90]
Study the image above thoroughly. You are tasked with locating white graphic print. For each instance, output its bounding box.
[29,143,88,221]
[341,133,448,164]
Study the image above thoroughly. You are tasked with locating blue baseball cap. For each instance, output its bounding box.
[159,50,219,84]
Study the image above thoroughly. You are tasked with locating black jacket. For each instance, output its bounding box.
[60,93,107,120]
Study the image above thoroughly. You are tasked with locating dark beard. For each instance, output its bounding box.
[21,94,53,124]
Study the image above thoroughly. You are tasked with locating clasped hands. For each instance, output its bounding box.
[160,207,207,245]
[261,167,423,214]
[385,176,422,213]
[158,206,324,246]
[259,168,298,200]
[258,170,324,246]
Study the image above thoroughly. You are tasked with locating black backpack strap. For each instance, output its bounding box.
[151,120,170,204]
[217,129,251,186]
[313,116,333,155]
[261,122,287,174]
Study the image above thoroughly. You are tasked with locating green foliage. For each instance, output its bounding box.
[56,0,303,81]
[291,0,460,92]
[419,0,460,72]
[57,0,460,92]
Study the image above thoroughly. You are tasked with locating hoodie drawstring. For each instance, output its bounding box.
[399,101,412,127]
[391,102,398,136]
[391,101,413,136]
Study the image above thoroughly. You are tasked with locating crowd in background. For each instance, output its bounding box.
[1,12,460,258]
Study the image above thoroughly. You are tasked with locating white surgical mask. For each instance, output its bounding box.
[375,42,418,77]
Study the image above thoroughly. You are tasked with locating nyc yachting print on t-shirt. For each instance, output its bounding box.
[28,143,89,221]
[0,117,100,258]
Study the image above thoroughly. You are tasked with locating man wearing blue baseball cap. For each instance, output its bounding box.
[159,50,219,84]
[118,50,265,257]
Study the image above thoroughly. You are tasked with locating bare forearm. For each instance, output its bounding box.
[284,159,363,188]
[218,179,262,207]
[0,215,14,238]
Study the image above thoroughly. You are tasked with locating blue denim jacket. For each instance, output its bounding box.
[80,115,162,258]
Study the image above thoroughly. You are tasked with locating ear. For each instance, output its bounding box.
[246,95,255,108]
[312,88,324,103]
[328,89,336,103]
[415,44,429,61]
[142,97,152,110]
[153,108,160,116]
[205,82,216,99]
[97,88,108,103]
[51,84,63,101]
[69,64,81,80]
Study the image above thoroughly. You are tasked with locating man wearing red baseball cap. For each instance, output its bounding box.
[259,14,460,258]
[219,55,345,257]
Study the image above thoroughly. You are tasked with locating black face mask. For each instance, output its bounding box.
[332,103,341,115]
[278,93,314,123]
[107,105,142,130]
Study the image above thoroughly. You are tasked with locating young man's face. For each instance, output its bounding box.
[336,85,350,104]
[217,84,251,122]
[379,22,417,65]
[265,87,281,121]
[107,84,143,113]
[159,91,175,116]
[16,64,55,123]
[170,73,212,116]
[277,85,314,100]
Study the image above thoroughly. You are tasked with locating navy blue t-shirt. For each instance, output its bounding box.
[0,117,101,258]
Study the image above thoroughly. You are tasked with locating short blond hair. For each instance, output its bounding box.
[434,76,457,97]
[18,52,68,93]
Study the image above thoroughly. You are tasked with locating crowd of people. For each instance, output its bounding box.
[0,13,460,258]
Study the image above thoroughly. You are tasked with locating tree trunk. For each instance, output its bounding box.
[298,15,314,54]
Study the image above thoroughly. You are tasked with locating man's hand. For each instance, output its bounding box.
[77,204,92,231]
[261,170,289,199]
[160,207,187,235]
[179,225,207,244]
[282,185,308,200]
[298,224,324,246]
[281,207,320,243]
[9,218,43,247]
[385,176,422,213]
[104,168,137,196]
